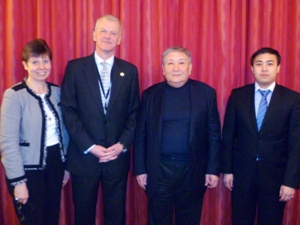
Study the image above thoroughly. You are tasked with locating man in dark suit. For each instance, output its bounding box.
[222,47,300,225]
[61,15,140,225]
[134,46,221,225]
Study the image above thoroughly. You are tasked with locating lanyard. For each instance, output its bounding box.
[97,74,111,112]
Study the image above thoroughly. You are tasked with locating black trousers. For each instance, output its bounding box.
[148,159,206,225]
[232,166,286,225]
[7,144,65,225]
[71,158,128,225]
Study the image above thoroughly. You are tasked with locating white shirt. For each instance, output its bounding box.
[94,53,114,111]
[39,94,59,146]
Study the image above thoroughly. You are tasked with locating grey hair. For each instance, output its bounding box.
[162,46,192,64]
[94,14,122,32]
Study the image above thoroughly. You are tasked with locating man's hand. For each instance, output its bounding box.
[223,173,234,191]
[89,145,118,162]
[103,143,124,162]
[136,174,147,190]
[279,185,295,201]
[14,182,29,204]
[205,174,219,188]
[90,143,125,163]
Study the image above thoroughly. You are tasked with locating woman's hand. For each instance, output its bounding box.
[14,182,29,204]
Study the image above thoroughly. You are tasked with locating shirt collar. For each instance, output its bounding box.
[94,52,114,67]
[255,82,276,92]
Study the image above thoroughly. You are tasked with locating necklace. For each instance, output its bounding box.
[39,95,54,123]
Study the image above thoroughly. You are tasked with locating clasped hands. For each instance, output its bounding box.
[90,143,123,163]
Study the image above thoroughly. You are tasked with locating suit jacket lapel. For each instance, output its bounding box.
[246,85,258,133]
[84,54,105,114]
[106,58,124,113]
[189,81,197,144]
[260,84,282,131]
[155,83,165,144]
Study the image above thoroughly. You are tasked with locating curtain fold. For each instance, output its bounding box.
[1,1,300,224]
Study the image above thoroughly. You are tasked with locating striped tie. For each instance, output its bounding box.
[256,90,271,131]
[100,62,111,114]
[101,62,110,94]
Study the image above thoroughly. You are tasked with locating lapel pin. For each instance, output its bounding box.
[120,72,125,77]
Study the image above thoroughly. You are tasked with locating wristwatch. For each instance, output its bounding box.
[118,142,128,153]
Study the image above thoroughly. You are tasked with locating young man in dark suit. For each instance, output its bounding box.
[61,15,140,225]
[222,47,300,225]
[134,46,221,225]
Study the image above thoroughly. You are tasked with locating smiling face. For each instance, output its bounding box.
[162,51,192,88]
[93,17,121,58]
[251,53,280,89]
[22,55,51,82]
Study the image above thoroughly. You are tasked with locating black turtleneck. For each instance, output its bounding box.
[160,80,191,161]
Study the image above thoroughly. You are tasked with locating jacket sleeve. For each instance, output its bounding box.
[133,91,148,176]
[283,94,300,188]
[60,62,96,152]
[0,89,27,184]
[206,89,222,176]
[221,90,237,174]
[117,66,140,149]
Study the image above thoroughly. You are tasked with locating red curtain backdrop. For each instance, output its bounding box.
[1,1,300,224]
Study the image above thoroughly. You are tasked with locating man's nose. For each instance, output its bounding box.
[104,31,111,38]
[173,63,179,70]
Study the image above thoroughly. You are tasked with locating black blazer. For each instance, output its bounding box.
[222,83,300,194]
[61,54,140,177]
[134,79,221,198]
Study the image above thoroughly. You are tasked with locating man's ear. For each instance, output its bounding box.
[162,64,165,76]
[117,35,122,45]
[188,63,192,75]
[93,31,96,42]
[277,64,281,73]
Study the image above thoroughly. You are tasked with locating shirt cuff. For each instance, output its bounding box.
[84,144,95,154]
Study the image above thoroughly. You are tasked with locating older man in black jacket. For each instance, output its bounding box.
[134,46,221,225]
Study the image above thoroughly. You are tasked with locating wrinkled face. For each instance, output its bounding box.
[162,51,192,88]
[251,53,280,89]
[93,18,121,56]
[22,55,51,82]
